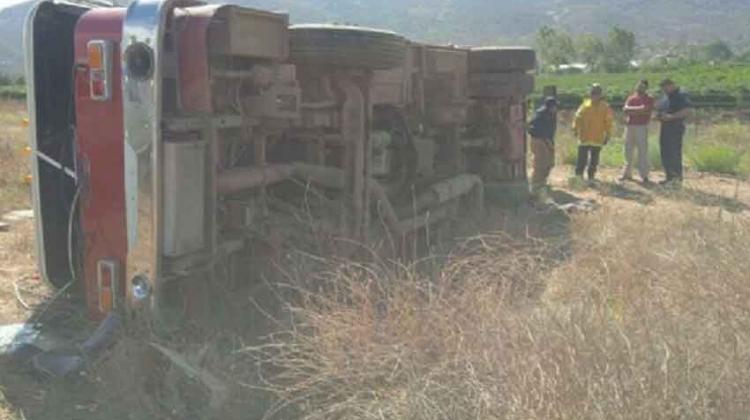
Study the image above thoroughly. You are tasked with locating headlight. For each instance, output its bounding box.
[131,274,152,302]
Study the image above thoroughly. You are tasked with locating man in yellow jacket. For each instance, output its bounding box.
[573,84,614,181]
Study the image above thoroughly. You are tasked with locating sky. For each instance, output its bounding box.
[0,0,27,10]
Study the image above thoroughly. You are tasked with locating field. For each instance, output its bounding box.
[0,100,750,419]
[553,110,750,177]
[535,63,750,108]
[0,86,25,101]
[537,63,750,96]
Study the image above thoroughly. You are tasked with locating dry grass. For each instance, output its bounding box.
[244,198,750,419]
[0,100,29,420]
[0,101,37,324]
[0,393,18,420]
[0,100,30,214]
[0,220,41,323]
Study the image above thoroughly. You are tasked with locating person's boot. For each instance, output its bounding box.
[618,172,633,182]
[529,184,542,201]
[530,186,556,211]
[569,174,585,188]
[587,169,597,185]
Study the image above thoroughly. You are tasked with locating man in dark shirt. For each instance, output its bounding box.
[657,79,691,185]
[528,97,558,196]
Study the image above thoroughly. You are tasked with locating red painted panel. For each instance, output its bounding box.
[176,6,220,113]
[74,8,128,321]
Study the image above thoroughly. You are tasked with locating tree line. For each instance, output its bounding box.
[0,74,24,86]
[536,26,636,73]
[536,26,749,73]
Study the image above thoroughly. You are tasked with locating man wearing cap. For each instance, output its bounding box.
[620,79,655,184]
[528,97,559,197]
[657,79,691,185]
[573,84,613,182]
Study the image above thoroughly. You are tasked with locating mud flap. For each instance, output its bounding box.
[2,312,122,378]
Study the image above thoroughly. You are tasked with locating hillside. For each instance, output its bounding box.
[2,0,750,75]
[241,0,750,45]
[0,0,31,75]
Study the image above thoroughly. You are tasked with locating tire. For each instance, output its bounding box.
[469,73,535,98]
[469,47,536,73]
[289,24,408,70]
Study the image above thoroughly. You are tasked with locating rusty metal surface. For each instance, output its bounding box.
[175,5,218,113]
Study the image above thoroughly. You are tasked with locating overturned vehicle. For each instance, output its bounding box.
[22,0,536,375]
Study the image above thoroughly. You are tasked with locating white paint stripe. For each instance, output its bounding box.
[35,150,77,181]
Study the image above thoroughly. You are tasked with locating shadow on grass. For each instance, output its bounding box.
[564,177,656,206]
[656,185,749,214]
[549,189,585,205]
[594,182,656,205]
[464,194,579,302]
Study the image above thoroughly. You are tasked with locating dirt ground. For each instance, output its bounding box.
[0,166,748,420]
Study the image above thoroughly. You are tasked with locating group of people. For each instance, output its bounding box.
[528,78,691,197]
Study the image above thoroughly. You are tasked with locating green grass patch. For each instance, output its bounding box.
[689,144,746,176]
[0,85,25,100]
[560,139,663,171]
[549,114,747,178]
[686,121,750,177]
[554,122,664,173]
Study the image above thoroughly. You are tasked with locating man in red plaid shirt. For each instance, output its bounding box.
[620,79,655,184]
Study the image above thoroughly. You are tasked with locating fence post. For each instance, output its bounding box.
[543,85,557,100]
